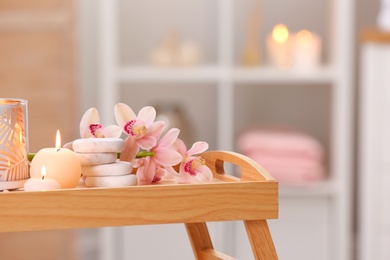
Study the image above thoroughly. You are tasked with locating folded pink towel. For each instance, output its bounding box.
[237,128,324,163]
[237,127,326,183]
[246,151,325,183]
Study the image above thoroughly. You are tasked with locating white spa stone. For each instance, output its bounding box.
[75,152,117,166]
[82,161,132,177]
[85,174,138,188]
[73,138,124,153]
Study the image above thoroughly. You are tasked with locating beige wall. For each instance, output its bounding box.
[0,1,79,259]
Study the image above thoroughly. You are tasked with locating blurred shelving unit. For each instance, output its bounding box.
[96,0,354,259]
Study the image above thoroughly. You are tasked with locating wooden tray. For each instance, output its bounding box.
[0,150,278,260]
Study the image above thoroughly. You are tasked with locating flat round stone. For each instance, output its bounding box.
[73,138,124,153]
[85,174,138,188]
[82,161,133,177]
[75,152,117,166]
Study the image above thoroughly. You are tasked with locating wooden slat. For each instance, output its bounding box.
[185,222,215,259]
[244,220,278,260]
[199,249,237,260]
[185,223,236,260]
[0,180,277,233]
[201,150,276,181]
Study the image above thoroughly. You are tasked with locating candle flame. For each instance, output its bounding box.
[272,24,289,43]
[41,165,46,180]
[296,30,313,45]
[55,130,61,149]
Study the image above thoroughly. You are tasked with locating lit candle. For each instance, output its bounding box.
[24,166,61,191]
[29,130,82,188]
[293,29,321,71]
[266,24,293,69]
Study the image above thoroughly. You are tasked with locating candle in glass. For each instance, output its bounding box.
[0,98,29,190]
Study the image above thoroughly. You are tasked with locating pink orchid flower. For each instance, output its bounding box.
[114,103,165,150]
[134,157,166,184]
[80,107,122,138]
[170,138,213,183]
[135,128,183,185]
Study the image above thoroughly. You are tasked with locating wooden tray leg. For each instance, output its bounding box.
[244,220,278,260]
[185,222,236,260]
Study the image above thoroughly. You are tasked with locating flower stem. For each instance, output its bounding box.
[136,151,155,158]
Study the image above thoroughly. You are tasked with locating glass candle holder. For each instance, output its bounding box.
[0,98,29,190]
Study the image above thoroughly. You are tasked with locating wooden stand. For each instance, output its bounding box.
[0,151,278,259]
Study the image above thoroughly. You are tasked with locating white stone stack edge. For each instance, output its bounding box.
[72,138,138,187]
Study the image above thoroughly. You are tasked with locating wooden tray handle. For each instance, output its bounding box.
[200,150,276,182]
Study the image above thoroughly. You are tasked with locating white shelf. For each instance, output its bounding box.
[116,65,220,83]
[233,66,336,84]
[115,65,336,84]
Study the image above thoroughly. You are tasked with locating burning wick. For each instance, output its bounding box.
[55,129,61,152]
[41,166,47,180]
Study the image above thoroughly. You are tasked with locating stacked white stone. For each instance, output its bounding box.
[72,138,138,188]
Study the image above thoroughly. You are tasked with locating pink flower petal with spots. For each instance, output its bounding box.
[114,103,136,128]
[177,164,194,183]
[80,107,100,138]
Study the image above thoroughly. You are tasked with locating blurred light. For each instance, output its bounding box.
[272,24,289,43]
[296,30,313,45]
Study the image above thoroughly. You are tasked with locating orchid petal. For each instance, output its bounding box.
[187,141,209,156]
[164,165,181,177]
[102,125,123,138]
[80,107,99,138]
[114,103,136,128]
[154,148,182,166]
[196,166,213,182]
[120,136,139,163]
[172,138,187,157]
[136,167,146,185]
[155,167,166,178]
[136,157,155,185]
[146,121,166,140]
[138,106,156,127]
[144,157,157,184]
[177,166,193,183]
[158,128,180,148]
[136,135,157,150]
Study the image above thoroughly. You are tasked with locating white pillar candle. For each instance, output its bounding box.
[24,166,61,191]
[266,24,293,69]
[30,130,81,188]
[293,30,321,71]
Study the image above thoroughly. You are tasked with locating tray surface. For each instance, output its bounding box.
[0,151,278,233]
